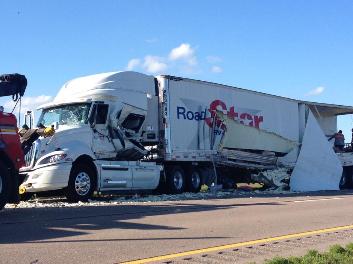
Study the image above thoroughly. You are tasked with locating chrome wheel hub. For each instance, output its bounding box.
[173,171,183,190]
[74,172,91,196]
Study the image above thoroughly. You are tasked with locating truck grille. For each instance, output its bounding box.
[24,140,40,168]
[24,144,35,167]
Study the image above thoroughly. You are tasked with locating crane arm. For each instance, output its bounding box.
[0,74,27,99]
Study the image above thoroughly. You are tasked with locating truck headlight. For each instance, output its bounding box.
[37,153,68,165]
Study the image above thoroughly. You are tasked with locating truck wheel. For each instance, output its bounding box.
[166,166,185,194]
[20,193,34,201]
[0,161,10,210]
[340,174,347,189]
[200,167,216,187]
[187,167,202,193]
[66,164,96,202]
[340,166,353,189]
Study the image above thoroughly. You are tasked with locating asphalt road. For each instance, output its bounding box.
[2,192,353,264]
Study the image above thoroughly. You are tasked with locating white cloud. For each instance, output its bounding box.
[305,86,325,96]
[4,95,52,114]
[125,43,214,76]
[126,58,141,71]
[211,66,223,73]
[168,43,197,66]
[143,56,167,74]
[206,56,222,63]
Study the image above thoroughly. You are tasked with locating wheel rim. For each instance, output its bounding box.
[173,170,184,190]
[191,170,201,189]
[74,172,91,196]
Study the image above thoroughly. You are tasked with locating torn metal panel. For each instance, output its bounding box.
[218,112,297,155]
[251,168,290,189]
[290,111,343,191]
[217,149,278,170]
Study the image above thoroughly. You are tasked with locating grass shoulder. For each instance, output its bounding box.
[264,243,353,264]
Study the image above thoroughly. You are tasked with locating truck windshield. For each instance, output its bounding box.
[38,103,91,127]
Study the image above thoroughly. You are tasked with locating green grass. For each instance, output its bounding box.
[264,243,353,264]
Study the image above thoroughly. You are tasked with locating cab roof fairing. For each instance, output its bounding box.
[40,71,156,110]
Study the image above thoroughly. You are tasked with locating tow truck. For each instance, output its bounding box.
[0,74,27,210]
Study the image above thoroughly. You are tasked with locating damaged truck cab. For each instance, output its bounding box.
[20,72,162,201]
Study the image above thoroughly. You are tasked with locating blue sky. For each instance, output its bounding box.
[1,0,353,138]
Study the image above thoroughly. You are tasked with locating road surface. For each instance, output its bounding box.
[1,191,353,264]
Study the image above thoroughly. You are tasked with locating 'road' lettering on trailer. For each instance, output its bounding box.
[176,99,264,129]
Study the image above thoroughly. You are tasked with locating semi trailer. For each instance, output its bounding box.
[19,71,353,201]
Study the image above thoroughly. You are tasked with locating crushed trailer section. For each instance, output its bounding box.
[218,111,298,155]
[11,71,353,202]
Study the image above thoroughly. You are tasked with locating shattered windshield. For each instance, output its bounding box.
[38,103,91,127]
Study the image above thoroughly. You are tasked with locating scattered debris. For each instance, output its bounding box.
[4,168,300,210]
[200,184,209,192]
[251,168,291,190]
[3,186,299,210]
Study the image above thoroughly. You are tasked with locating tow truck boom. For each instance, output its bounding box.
[0,73,27,99]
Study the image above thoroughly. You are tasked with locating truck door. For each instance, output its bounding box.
[89,103,117,159]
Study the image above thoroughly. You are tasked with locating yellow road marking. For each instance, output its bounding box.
[122,224,353,264]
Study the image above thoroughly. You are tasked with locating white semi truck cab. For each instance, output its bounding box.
[20,72,163,201]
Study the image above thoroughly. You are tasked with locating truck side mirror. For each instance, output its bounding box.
[24,111,34,129]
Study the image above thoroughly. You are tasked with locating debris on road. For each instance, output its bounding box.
[251,168,291,190]
[4,188,297,209]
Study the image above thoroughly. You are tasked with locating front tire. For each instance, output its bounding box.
[20,193,34,201]
[0,161,10,210]
[66,164,96,202]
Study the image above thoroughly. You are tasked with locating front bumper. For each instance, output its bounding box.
[20,163,72,193]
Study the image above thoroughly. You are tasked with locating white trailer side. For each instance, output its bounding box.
[159,76,300,166]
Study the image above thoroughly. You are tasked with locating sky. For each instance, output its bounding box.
[1,0,353,139]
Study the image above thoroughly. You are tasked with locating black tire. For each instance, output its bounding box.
[0,161,10,210]
[66,163,96,202]
[200,167,216,187]
[186,167,202,193]
[20,192,34,201]
[166,166,186,194]
[340,166,352,189]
